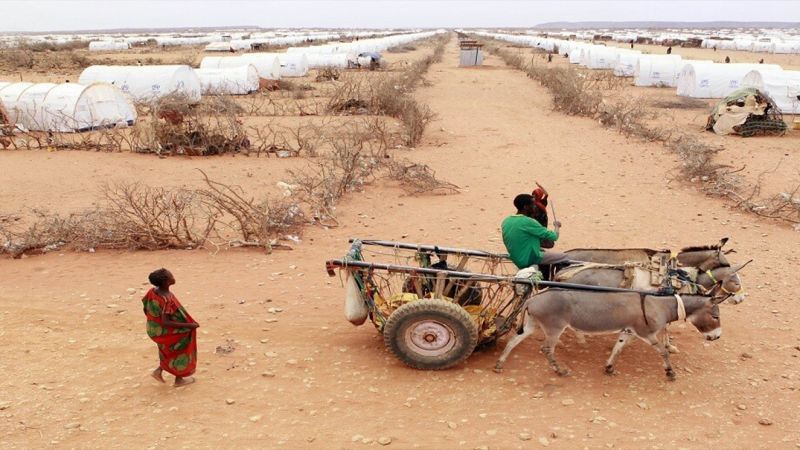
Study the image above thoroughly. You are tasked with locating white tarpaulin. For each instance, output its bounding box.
[79,65,202,104]
[677,63,782,98]
[195,65,259,95]
[0,81,136,132]
[742,69,800,114]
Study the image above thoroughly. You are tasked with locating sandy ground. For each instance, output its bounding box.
[2,38,800,449]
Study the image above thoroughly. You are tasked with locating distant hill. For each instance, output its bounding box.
[534,21,800,30]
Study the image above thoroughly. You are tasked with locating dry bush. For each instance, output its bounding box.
[387,45,417,53]
[286,132,382,221]
[315,68,341,82]
[0,48,88,71]
[0,49,35,69]
[16,40,88,52]
[666,133,725,180]
[597,96,669,141]
[196,170,304,249]
[101,182,209,249]
[238,92,324,117]
[134,94,250,155]
[247,120,323,157]
[0,184,206,258]
[0,174,304,258]
[383,159,460,195]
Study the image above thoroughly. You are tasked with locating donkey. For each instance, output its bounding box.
[566,238,733,270]
[560,262,748,304]
[494,276,738,381]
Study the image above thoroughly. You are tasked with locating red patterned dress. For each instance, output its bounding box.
[141,289,198,377]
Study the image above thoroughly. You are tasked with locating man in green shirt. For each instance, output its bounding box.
[501,194,569,270]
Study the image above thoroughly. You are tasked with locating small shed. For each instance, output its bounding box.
[459,40,483,67]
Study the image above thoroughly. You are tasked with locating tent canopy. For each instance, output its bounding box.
[78,65,202,104]
[0,81,136,132]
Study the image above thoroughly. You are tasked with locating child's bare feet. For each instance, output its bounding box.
[174,376,195,387]
[151,368,165,383]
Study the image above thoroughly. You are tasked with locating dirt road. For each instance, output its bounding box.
[2,39,799,449]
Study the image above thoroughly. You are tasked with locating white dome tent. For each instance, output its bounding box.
[261,53,309,77]
[195,65,260,95]
[0,81,136,132]
[205,42,236,52]
[89,41,131,52]
[613,50,642,77]
[675,60,715,96]
[304,53,357,69]
[200,55,282,80]
[78,65,202,104]
[677,63,782,98]
[634,55,683,87]
[742,69,800,114]
[584,47,617,69]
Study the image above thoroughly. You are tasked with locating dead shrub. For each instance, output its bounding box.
[0,173,304,258]
[196,170,304,249]
[286,133,381,221]
[247,120,323,157]
[383,159,460,195]
[0,48,89,71]
[134,94,250,156]
[315,67,341,82]
[0,49,35,69]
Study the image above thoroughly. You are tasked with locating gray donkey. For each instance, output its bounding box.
[494,277,738,380]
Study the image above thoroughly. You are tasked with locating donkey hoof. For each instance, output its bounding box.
[556,368,571,377]
[667,344,680,354]
[666,369,677,381]
[493,366,504,374]
[604,365,616,375]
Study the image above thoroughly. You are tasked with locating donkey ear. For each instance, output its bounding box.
[723,249,737,255]
[730,259,753,274]
[718,237,729,249]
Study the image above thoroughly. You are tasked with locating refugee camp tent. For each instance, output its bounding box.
[569,45,589,64]
[304,53,357,69]
[772,41,800,54]
[200,55,282,80]
[677,63,782,98]
[675,60,715,96]
[205,40,252,52]
[195,65,259,95]
[269,53,310,77]
[0,81,136,132]
[79,65,202,104]
[613,50,642,76]
[205,42,235,52]
[585,47,617,69]
[751,41,773,53]
[633,55,683,87]
[89,41,131,51]
[742,69,800,114]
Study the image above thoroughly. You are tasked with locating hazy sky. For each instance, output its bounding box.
[3,0,800,33]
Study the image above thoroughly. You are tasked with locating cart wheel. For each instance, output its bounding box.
[383,299,478,370]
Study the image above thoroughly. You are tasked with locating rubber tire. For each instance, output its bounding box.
[383,299,479,370]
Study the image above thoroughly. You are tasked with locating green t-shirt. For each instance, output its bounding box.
[501,214,559,268]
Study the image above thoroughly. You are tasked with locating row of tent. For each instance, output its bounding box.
[476,32,800,114]
[533,29,800,55]
[0,30,447,133]
[3,29,401,49]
